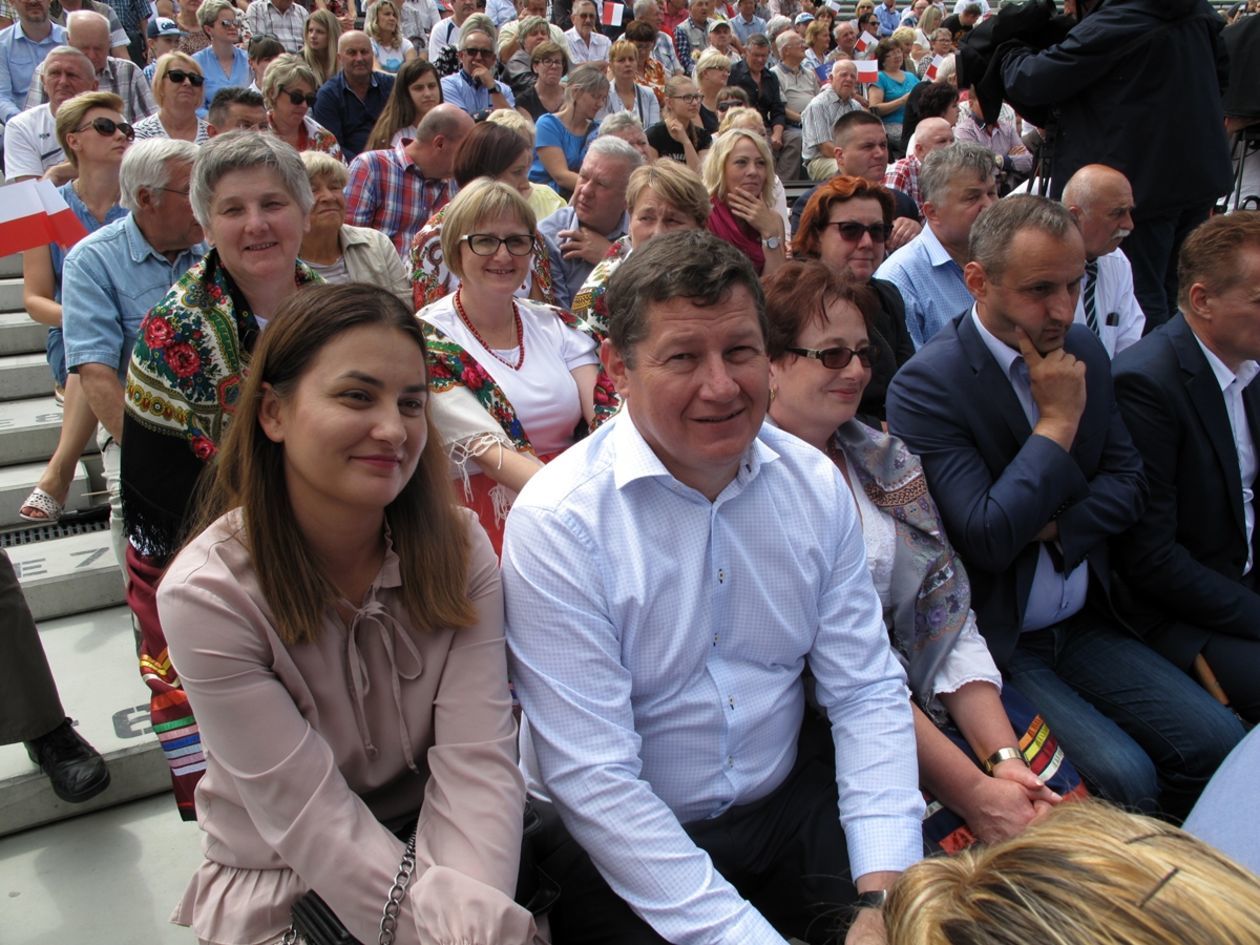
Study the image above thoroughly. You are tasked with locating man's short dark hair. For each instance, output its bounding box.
[969,194,1078,281]
[832,108,883,143]
[605,230,768,366]
[208,86,265,126]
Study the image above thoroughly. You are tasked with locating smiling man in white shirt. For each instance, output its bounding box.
[503,230,923,945]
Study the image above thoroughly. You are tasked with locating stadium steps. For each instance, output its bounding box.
[0,253,170,838]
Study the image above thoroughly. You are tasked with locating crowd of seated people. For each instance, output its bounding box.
[4,2,1260,945]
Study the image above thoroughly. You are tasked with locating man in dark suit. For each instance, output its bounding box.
[886,195,1244,818]
[1112,214,1260,723]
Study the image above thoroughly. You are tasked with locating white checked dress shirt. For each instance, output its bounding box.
[503,412,923,945]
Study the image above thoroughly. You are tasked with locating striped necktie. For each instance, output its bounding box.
[1083,258,1100,337]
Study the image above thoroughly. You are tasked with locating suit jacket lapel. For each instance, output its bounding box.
[1172,315,1246,537]
[956,311,1032,446]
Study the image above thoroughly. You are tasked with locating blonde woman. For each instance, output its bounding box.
[702,126,785,276]
[695,47,733,132]
[716,105,790,238]
[645,74,710,172]
[366,0,416,73]
[601,39,660,129]
[302,9,341,86]
[263,54,343,159]
[527,62,607,197]
[133,53,210,143]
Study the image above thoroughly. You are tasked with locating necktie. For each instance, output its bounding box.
[1083,258,1100,337]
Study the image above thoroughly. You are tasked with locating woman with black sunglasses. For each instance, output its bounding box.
[134,52,211,143]
[792,174,913,425]
[262,53,344,160]
[762,260,1084,854]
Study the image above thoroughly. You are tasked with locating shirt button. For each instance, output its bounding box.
[728,695,735,710]
[717,568,725,583]
[727,755,734,768]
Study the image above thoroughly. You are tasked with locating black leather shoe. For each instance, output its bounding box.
[24,717,111,803]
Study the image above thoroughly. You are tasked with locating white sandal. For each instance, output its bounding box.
[19,488,65,523]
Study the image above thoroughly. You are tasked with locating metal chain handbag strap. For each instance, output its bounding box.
[281,830,418,945]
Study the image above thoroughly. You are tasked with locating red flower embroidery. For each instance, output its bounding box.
[165,342,202,378]
[190,435,216,462]
[144,317,175,350]
[461,358,490,391]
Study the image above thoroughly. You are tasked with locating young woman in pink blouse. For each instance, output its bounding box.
[156,284,536,945]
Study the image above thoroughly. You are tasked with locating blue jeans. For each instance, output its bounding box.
[1005,610,1244,820]
[46,326,67,387]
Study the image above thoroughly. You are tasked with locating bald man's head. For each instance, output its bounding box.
[1063,164,1135,260]
[338,30,374,82]
[912,117,954,160]
[67,10,110,71]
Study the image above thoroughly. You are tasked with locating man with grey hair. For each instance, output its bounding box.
[876,141,998,347]
[770,27,815,179]
[3,44,95,182]
[48,0,131,59]
[800,59,864,179]
[505,228,923,945]
[538,134,643,308]
[62,138,206,568]
[345,101,475,256]
[632,0,684,76]
[564,0,610,63]
[25,10,154,119]
[312,30,395,160]
[441,16,515,114]
[886,194,1244,819]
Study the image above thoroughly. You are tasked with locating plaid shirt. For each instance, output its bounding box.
[104,0,148,33]
[26,55,157,122]
[345,140,456,258]
[244,0,308,52]
[673,16,713,75]
[883,152,923,214]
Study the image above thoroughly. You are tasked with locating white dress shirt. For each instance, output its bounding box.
[970,308,1090,630]
[503,412,923,945]
[1193,334,1260,574]
[1073,248,1146,359]
[564,25,612,63]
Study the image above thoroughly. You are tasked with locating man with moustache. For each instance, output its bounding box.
[886,195,1244,819]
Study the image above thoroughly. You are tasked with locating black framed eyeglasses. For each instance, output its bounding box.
[716,99,739,111]
[462,45,497,58]
[823,220,892,242]
[786,344,876,369]
[75,116,135,140]
[462,233,534,256]
[167,69,206,86]
[282,88,317,106]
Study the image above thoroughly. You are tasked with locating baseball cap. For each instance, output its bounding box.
[794,11,814,24]
[707,18,731,32]
[147,17,187,38]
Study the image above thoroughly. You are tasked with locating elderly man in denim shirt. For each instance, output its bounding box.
[61,139,206,568]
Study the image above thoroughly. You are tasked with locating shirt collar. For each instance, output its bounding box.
[920,222,959,268]
[1193,329,1260,394]
[126,214,206,266]
[970,305,1022,380]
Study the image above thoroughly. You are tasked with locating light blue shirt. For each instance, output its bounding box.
[875,2,901,36]
[485,0,517,26]
[0,22,66,122]
[63,214,207,378]
[192,44,252,117]
[875,223,974,349]
[969,308,1090,631]
[730,12,767,43]
[438,68,515,116]
[537,204,627,309]
[503,413,923,945]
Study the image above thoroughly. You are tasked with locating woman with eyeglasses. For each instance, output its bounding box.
[502,15,551,97]
[645,75,710,172]
[528,62,607,198]
[263,54,344,160]
[792,175,912,425]
[694,48,732,133]
[416,179,613,553]
[367,0,417,74]
[365,58,444,150]
[175,0,211,54]
[192,0,251,115]
[302,9,342,86]
[762,260,1083,853]
[514,41,568,122]
[134,53,211,143]
[19,91,131,525]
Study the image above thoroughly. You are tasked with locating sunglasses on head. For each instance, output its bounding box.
[823,220,892,242]
[167,68,205,86]
[282,88,317,106]
[786,344,877,370]
[76,116,135,139]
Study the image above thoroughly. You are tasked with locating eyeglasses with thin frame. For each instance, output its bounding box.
[786,344,876,370]
[75,116,135,140]
[670,92,702,103]
[462,233,535,256]
[155,187,191,196]
[823,220,892,243]
[166,68,205,86]
[282,87,317,106]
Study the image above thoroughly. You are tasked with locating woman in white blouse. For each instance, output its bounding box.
[762,260,1086,852]
[599,39,660,130]
[416,179,614,553]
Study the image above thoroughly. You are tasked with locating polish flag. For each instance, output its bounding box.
[925,54,943,80]
[856,59,879,83]
[855,29,878,53]
[601,0,624,26]
[0,180,89,258]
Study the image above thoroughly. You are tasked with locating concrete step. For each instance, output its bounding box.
[0,460,99,528]
[0,351,55,402]
[0,253,20,279]
[0,278,22,311]
[0,311,48,356]
[0,606,173,838]
[0,396,99,466]
[9,525,124,622]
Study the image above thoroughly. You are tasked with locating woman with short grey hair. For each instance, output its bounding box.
[262,53,344,161]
